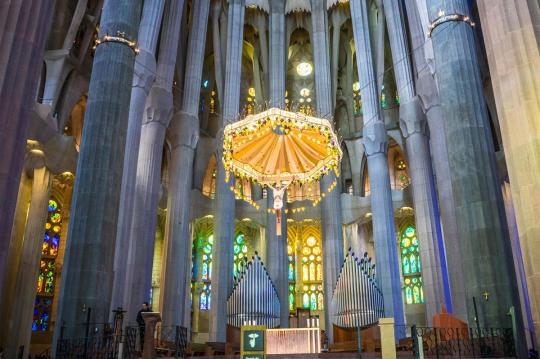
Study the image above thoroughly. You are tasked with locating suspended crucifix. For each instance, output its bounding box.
[222,107,342,234]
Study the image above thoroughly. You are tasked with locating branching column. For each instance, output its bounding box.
[310,0,344,343]
[111,0,165,314]
[383,0,450,322]
[162,0,210,330]
[210,0,245,343]
[5,160,51,358]
[123,0,184,322]
[266,0,289,328]
[0,0,55,296]
[350,0,405,329]
[52,0,143,344]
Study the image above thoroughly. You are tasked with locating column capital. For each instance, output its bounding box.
[169,111,200,150]
[24,140,46,172]
[133,49,157,93]
[399,96,428,138]
[362,122,388,156]
[53,171,75,192]
[143,85,173,127]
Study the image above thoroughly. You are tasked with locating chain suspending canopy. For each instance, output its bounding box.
[222,107,342,203]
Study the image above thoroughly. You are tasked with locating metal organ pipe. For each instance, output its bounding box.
[227,254,280,328]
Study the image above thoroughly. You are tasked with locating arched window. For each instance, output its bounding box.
[193,226,213,310]
[288,244,296,312]
[233,234,248,277]
[301,235,323,310]
[33,198,62,331]
[400,225,424,304]
[353,81,363,115]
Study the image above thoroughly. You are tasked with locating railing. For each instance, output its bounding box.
[55,325,188,359]
[410,326,516,358]
[56,334,121,359]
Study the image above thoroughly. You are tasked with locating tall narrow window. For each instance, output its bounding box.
[193,231,213,310]
[300,236,323,310]
[32,198,62,331]
[288,244,296,312]
[233,234,248,277]
[400,225,424,304]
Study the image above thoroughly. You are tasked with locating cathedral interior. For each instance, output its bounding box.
[1,0,540,357]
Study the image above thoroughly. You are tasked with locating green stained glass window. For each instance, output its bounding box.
[233,234,248,277]
[400,225,424,304]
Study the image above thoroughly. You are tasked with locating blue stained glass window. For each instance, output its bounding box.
[310,293,317,310]
[33,197,62,332]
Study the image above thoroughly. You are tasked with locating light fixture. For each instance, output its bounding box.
[248,87,256,97]
[306,98,312,103]
[296,62,313,77]
[300,88,310,97]
[353,81,360,92]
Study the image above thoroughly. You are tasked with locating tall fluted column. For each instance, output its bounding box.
[52,0,142,344]
[265,0,289,328]
[4,162,51,358]
[310,0,344,343]
[111,0,165,314]
[350,0,405,330]
[161,0,210,330]
[427,1,526,353]
[210,0,245,343]
[383,0,450,322]
[0,0,55,296]
[123,0,184,322]
[403,1,467,320]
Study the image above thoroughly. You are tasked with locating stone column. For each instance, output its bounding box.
[209,0,245,343]
[426,0,526,352]
[52,0,143,344]
[350,0,405,329]
[123,0,184,323]
[111,0,165,315]
[265,0,289,328]
[0,0,55,296]
[383,0,450,322]
[476,0,540,346]
[161,0,210,330]
[403,0,467,321]
[4,159,51,358]
[310,0,345,343]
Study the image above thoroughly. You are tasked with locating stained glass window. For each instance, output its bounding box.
[380,84,388,109]
[300,236,323,310]
[233,234,248,276]
[33,198,62,332]
[353,81,363,115]
[302,284,324,310]
[400,225,424,304]
[200,283,211,310]
[288,244,296,312]
[193,228,213,311]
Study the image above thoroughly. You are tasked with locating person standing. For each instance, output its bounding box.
[136,302,150,351]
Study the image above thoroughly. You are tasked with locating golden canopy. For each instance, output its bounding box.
[222,108,342,188]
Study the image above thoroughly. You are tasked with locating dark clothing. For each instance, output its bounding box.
[136,308,150,351]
